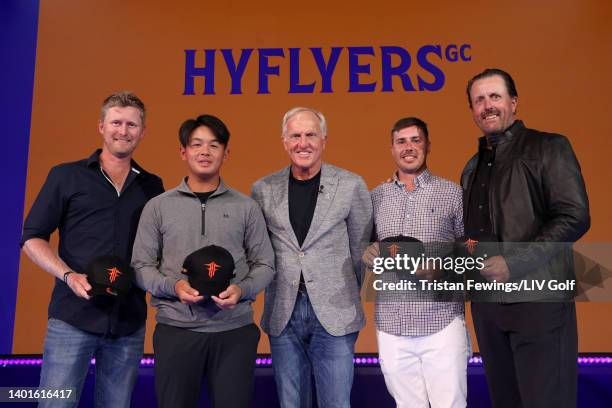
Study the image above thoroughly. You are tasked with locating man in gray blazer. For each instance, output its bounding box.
[252,107,372,408]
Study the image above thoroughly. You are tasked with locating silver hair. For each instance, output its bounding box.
[281,107,327,138]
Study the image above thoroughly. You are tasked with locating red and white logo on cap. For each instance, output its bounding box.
[107,267,123,283]
[465,239,478,255]
[205,262,221,279]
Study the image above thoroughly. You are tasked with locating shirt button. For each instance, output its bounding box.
[478,205,483,209]
[409,196,414,200]
[481,183,486,187]
[298,251,305,258]
[292,280,299,287]
[487,162,492,167]
[406,214,410,219]
[480,228,484,232]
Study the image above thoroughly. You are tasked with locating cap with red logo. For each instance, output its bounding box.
[85,255,133,297]
[181,245,235,297]
[454,234,500,259]
[380,235,424,259]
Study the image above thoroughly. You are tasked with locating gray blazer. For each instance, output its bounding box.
[252,163,373,336]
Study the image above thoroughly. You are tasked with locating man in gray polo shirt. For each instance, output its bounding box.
[131,114,274,408]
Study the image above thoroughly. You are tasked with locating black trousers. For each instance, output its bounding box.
[471,302,577,408]
[153,323,260,408]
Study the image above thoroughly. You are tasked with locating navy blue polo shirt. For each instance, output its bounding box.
[21,150,164,336]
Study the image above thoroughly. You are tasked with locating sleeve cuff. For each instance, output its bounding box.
[164,277,181,298]
[236,281,252,300]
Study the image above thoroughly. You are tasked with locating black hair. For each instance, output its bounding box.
[178,114,230,147]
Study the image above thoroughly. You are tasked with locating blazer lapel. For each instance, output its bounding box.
[302,163,338,249]
[272,167,300,248]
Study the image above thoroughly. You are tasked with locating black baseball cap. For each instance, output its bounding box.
[380,235,424,259]
[85,255,133,297]
[181,245,236,297]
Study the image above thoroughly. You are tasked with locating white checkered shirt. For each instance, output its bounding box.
[371,169,465,336]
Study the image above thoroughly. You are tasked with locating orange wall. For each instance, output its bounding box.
[15,0,612,354]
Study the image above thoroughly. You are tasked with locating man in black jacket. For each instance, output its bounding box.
[462,68,590,408]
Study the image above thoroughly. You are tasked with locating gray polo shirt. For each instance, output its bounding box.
[132,178,275,332]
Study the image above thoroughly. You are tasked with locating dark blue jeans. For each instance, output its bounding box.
[269,290,358,408]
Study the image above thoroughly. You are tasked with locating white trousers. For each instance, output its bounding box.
[377,316,469,408]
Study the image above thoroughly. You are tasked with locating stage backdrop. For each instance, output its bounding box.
[11,0,612,354]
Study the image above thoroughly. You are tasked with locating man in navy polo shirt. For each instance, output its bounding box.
[21,91,164,407]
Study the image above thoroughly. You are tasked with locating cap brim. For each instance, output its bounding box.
[190,280,231,298]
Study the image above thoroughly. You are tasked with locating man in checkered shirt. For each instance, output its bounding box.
[365,117,469,408]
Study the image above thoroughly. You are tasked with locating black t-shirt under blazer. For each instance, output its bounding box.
[288,170,321,247]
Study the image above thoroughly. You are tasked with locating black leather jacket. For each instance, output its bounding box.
[461,120,590,301]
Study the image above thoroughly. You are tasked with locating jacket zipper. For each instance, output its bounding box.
[201,202,206,236]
